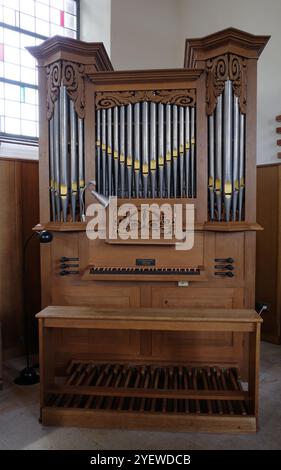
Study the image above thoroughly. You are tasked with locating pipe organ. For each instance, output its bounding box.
[95,98,196,199]
[48,68,86,223]
[207,71,246,222]
[28,29,269,386]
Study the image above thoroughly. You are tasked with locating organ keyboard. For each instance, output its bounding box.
[87,266,206,282]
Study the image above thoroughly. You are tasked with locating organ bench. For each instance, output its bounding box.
[36,306,262,433]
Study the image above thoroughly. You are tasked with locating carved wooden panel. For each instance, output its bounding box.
[46,62,61,120]
[206,54,247,115]
[46,60,85,119]
[95,89,196,109]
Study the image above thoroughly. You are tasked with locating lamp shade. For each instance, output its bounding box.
[38,230,53,243]
[90,189,110,208]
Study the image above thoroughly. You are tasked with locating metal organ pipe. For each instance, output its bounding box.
[107,108,112,196]
[179,106,184,198]
[185,106,190,198]
[126,103,133,198]
[120,105,125,197]
[239,113,245,221]
[134,103,140,198]
[172,105,178,198]
[49,115,56,221]
[142,101,149,198]
[59,85,69,222]
[232,96,240,221]
[165,104,172,198]
[96,109,101,192]
[158,103,164,198]
[78,117,84,221]
[215,95,223,221]
[208,114,215,220]
[53,99,61,220]
[113,106,119,196]
[190,107,195,198]
[70,100,78,221]
[150,102,157,198]
[223,80,233,222]
[101,109,106,195]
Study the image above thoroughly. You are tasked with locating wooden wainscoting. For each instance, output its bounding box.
[0,157,40,358]
[256,163,281,343]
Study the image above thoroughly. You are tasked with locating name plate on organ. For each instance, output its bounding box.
[136,259,156,266]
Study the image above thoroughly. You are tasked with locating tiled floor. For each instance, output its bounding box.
[0,342,280,450]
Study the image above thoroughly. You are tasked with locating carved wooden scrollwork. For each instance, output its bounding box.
[206,54,247,115]
[46,60,85,120]
[62,61,85,118]
[229,54,247,114]
[95,89,196,109]
[46,62,62,120]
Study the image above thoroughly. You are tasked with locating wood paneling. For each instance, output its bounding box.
[256,164,281,343]
[21,160,40,352]
[0,321,3,389]
[0,158,40,358]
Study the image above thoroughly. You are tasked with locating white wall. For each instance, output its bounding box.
[79,0,280,165]
[110,0,183,69]
[79,0,111,56]
[178,0,281,164]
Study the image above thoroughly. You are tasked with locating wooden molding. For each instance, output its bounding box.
[203,222,263,232]
[33,222,87,232]
[27,35,113,71]
[87,69,203,86]
[32,221,262,234]
[184,27,270,68]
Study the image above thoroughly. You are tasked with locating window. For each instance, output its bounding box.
[0,0,80,145]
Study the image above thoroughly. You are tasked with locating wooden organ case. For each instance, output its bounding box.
[29,29,268,431]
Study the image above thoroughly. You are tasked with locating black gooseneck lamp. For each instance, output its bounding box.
[14,230,53,386]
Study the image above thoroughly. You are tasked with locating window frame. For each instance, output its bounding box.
[0,0,80,146]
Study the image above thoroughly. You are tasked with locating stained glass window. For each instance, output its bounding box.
[0,0,79,144]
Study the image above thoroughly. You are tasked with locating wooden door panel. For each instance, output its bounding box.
[58,328,140,355]
[151,330,242,364]
[151,287,244,309]
[51,284,141,307]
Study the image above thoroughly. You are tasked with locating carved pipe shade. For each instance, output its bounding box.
[95,89,196,110]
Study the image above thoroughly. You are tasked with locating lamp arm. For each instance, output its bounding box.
[80,180,96,222]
